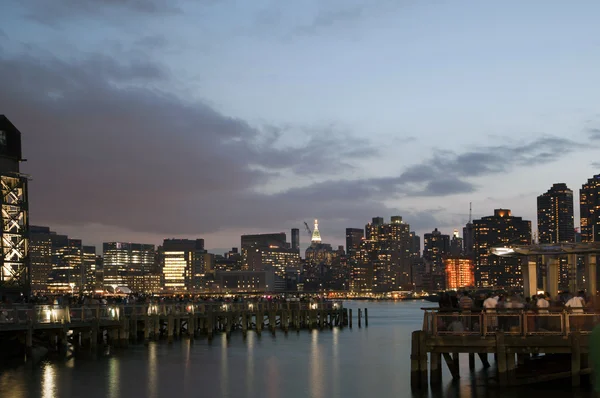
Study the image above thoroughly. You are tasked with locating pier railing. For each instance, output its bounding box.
[0,301,343,327]
[422,308,600,337]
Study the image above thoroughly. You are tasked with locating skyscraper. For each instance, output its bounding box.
[580,174,600,242]
[444,257,475,290]
[423,228,450,290]
[450,229,464,256]
[345,228,364,257]
[537,183,575,244]
[473,209,531,288]
[29,226,53,293]
[291,228,300,250]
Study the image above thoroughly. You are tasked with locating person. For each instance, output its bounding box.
[483,294,498,331]
[566,291,586,330]
[536,293,550,331]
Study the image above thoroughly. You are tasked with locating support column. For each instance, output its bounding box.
[585,254,597,299]
[522,257,538,298]
[568,253,578,294]
[545,256,559,301]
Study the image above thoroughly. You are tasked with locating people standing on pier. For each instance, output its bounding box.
[483,293,498,332]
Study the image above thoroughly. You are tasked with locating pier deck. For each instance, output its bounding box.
[411,308,598,389]
[0,301,349,359]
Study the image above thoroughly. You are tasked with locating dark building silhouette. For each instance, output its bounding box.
[345,228,364,257]
[537,183,575,244]
[580,174,600,243]
[473,209,531,288]
[423,228,450,290]
[450,229,464,256]
[291,228,300,250]
[0,116,29,297]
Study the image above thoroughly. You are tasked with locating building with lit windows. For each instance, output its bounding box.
[473,209,531,288]
[346,228,364,258]
[83,246,97,291]
[103,242,156,287]
[241,232,287,269]
[30,226,53,293]
[538,183,575,244]
[423,228,450,291]
[444,257,475,290]
[216,270,273,292]
[353,216,412,291]
[162,239,206,292]
[580,175,600,243]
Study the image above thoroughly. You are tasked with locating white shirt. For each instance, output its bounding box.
[483,297,498,309]
[536,298,550,308]
[565,296,584,313]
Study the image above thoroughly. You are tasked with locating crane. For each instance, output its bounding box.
[303,221,312,238]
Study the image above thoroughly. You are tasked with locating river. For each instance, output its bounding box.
[0,300,594,397]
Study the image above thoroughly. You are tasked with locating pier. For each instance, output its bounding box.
[411,308,598,389]
[0,301,350,360]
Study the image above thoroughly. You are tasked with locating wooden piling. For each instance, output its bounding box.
[572,331,581,386]
[430,352,442,386]
[358,309,362,328]
[419,331,428,386]
[469,353,475,370]
[496,332,507,386]
[349,309,353,328]
[364,308,368,327]
[167,314,174,343]
[411,331,421,389]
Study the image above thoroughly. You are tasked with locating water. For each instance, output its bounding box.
[0,301,595,397]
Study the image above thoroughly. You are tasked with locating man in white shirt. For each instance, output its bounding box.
[566,291,586,331]
[483,294,498,331]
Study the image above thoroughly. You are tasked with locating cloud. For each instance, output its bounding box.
[0,46,585,247]
[588,128,600,140]
[0,50,389,240]
[592,162,600,168]
[20,0,180,26]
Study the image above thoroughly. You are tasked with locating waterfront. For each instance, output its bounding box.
[0,301,594,398]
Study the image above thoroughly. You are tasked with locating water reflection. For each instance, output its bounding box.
[246,331,255,395]
[107,357,119,398]
[148,343,157,398]
[309,330,323,398]
[220,333,228,396]
[332,327,340,397]
[42,363,56,398]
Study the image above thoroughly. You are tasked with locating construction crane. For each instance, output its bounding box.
[303,221,312,238]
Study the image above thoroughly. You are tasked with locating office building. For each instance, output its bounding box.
[162,239,206,291]
[83,246,97,291]
[473,209,531,288]
[538,183,575,244]
[580,174,600,242]
[450,229,464,256]
[29,226,53,293]
[103,242,156,287]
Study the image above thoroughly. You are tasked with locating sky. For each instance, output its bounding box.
[0,0,599,253]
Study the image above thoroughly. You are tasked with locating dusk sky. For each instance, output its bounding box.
[1,0,599,253]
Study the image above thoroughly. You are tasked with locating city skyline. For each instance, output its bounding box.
[1,1,599,252]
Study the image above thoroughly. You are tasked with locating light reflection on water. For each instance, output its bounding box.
[0,301,594,398]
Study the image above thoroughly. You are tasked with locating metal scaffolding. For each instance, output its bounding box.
[0,173,29,294]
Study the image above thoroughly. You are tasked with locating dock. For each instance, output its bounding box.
[411,308,598,389]
[0,301,350,360]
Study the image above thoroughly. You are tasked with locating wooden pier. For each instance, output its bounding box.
[411,308,598,389]
[0,301,350,360]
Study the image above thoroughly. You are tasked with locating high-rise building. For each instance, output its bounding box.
[450,229,464,257]
[345,228,364,257]
[83,246,97,291]
[423,228,450,291]
[0,116,29,297]
[241,233,287,269]
[444,257,475,290]
[357,216,412,291]
[247,246,301,291]
[162,239,206,291]
[473,209,531,288]
[537,183,575,244]
[580,174,600,242]
[291,228,300,250]
[29,226,53,293]
[103,242,156,287]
